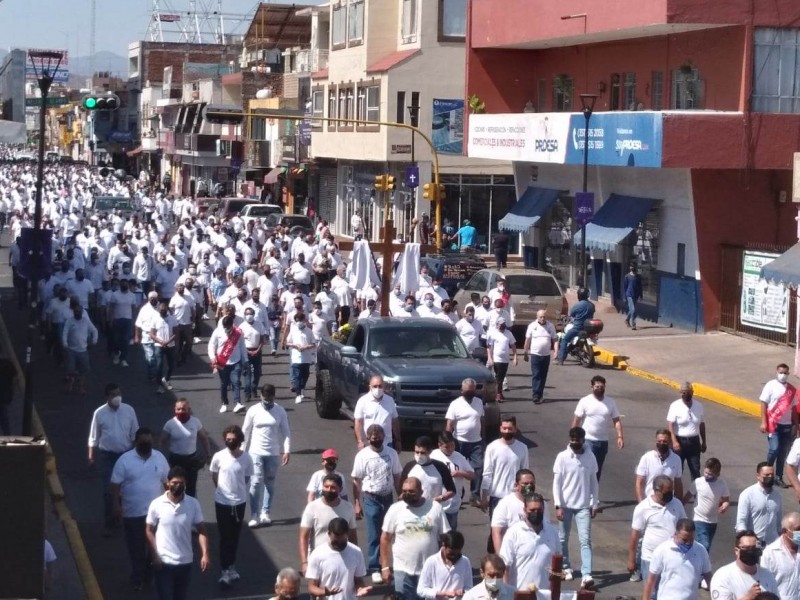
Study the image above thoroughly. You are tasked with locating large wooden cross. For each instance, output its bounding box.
[338,218,436,316]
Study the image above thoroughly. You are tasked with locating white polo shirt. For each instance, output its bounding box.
[353,393,399,446]
[631,496,687,561]
[710,562,778,600]
[306,542,367,600]
[490,494,551,530]
[417,552,472,600]
[635,449,683,495]
[666,399,705,437]
[648,538,711,600]
[444,396,485,443]
[110,449,170,517]
[481,439,530,498]
[573,394,621,442]
[498,520,560,590]
[146,492,204,565]
[552,445,599,510]
[88,403,139,453]
[760,536,800,600]
[786,438,800,470]
[486,328,516,363]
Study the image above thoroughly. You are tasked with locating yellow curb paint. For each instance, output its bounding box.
[0,315,104,600]
[595,346,761,418]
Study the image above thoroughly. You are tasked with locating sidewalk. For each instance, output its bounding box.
[578,291,792,416]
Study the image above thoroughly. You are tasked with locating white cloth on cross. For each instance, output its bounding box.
[348,240,381,291]
[392,242,421,294]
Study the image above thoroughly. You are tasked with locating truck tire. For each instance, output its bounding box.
[315,369,342,419]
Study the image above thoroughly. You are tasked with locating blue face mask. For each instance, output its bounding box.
[677,542,693,553]
[792,531,800,546]
[704,475,717,483]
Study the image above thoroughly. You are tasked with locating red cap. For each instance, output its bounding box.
[321,449,338,459]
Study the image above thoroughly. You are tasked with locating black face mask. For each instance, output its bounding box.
[324,461,337,471]
[330,539,347,551]
[661,491,674,504]
[462,391,475,400]
[169,483,185,497]
[136,441,152,455]
[322,490,339,502]
[526,511,543,526]
[402,493,420,505]
[569,442,584,453]
[656,443,670,455]
[149,299,158,306]
[225,439,240,450]
[369,438,383,449]
[738,547,762,566]
[762,476,775,489]
[500,431,514,441]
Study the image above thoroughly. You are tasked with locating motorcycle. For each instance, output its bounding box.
[558,317,604,368]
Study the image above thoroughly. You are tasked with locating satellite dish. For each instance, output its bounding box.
[255,88,273,99]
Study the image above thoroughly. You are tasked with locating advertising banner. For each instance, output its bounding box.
[468,113,571,163]
[565,112,663,168]
[432,99,464,155]
[26,49,69,82]
[741,250,790,333]
[575,192,595,227]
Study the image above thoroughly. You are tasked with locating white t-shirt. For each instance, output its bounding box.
[351,445,402,495]
[306,469,350,501]
[430,449,473,514]
[162,416,203,456]
[573,394,621,441]
[481,439,530,498]
[145,493,204,565]
[760,379,796,426]
[648,538,711,600]
[287,327,316,364]
[710,562,778,600]
[353,393,399,445]
[498,521,560,590]
[444,396,485,443]
[301,498,357,553]
[382,499,450,575]
[631,497,687,561]
[491,493,551,529]
[486,328,516,362]
[306,542,367,600]
[209,449,254,506]
[635,449,683,495]
[666,399,705,437]
[524,321,557,356]
[688,476,730,524]
[240,320,266,348]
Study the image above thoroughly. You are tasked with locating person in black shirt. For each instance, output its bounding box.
[557,288,595,365]
[492,232,509,269]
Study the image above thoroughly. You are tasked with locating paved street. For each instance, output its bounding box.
[3,258,795,600]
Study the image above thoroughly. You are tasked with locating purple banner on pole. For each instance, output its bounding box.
[575,192,595,227]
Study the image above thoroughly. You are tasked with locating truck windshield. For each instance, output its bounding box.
[368,328,469,359]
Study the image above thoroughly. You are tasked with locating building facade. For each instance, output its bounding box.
[465,0,800,333]
[0,49,26,124]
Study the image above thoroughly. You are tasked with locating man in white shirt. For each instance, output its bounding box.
[643,519,711,600]
[667,382,707,482]
[108,280,137,367]
[490,469,549,553]
[207,315,247,413]
[417,531,472,600]
[486,318,517,400]
[480,416,529,529]
[62,304,99,395]
[242,384,291,527]
[710,530,779,599]
[455,306,483,354]
[131,246,154,295]
[398,436,456,509]
[735,462,782,547]
[239,307,266,407]
[786,438,800,503]
[286,312,316,404]
[87,382,139,534]
[306,518,371,600]
[300,474,358,570]
[462,554,515,600]
[416,292,442,319]
[169,281,195,366]
[353,375,402,451]
[635,429,684,502]
[430,432,475,531]
[134,292,160,380]
[571,375,624,480]
[759,363,797,488]
[66,268,95,309]
[445,378,484,504]
[760,512,800,600]
[498,494,560,592]
[522,310,558,404]
[552,426,600,587]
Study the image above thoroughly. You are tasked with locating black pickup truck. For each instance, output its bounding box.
[315,318,499,436]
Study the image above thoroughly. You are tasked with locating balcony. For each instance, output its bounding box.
[248,140,272,167]
[159,130,175,154]
[174,133,218,154]
[280,135,310,163]
[290,49,329,74]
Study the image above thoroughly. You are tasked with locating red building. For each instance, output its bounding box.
[465,0,800,340]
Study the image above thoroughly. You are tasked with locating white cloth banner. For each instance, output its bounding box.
[348,240,380,291]
[392,243,421,294]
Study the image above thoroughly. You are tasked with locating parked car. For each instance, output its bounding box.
[420,253,487,299]
[453,267,568,341]
[194,196,222,217]
[315,318,499,436]
[240,203,284,228]
[89,195,138,219]
[265,213,315,237]
[218,198,262,219]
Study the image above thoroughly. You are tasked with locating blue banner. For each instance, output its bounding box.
[565,113,662,168]
[432,98,464,155]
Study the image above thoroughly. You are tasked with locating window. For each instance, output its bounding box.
[753,27,800,113]
[671,68,704,109]
[348,0,364,45]
[366,85,380,121]
[623,72,637,110]
[651,71,664,110]
[346,88,355,124]
[328,87,337,129]
[332,3,347,47]
[410,92,420,125]
[251,117,267,140]
[609,73,621,110]
[537,79,547,112]
[311,90,324,127]
[396,91,406,124]
[439,0,467,41]
[553,75,573,111]
[402,0,418,43]
[338,88,347,126]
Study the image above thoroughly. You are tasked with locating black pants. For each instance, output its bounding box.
[676,435,702,480]
[169,453,200,497]
[494,249,508,269]
[493,362,509,391]
[216,502,246,569]
[175,324,193,364]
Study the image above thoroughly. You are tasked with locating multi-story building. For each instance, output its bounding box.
[0,49,26,124]
[465,0,800,336]
[310,0,511,242]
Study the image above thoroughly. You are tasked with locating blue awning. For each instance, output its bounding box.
[498,187,561,233]
[760,244,800,288]
[574,193,659,252]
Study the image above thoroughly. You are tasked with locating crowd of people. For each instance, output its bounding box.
[1,153,800,600]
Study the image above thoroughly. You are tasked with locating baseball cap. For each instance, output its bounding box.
[496,317,507,325]
[321,449,338,460]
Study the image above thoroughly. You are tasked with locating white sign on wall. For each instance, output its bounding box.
[741,250,790,333]
[467,113,570,163]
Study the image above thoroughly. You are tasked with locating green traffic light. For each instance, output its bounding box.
[84,97,97,109]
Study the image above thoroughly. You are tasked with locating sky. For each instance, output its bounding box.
[0,0,322,58]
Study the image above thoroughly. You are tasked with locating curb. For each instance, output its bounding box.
[595,345,761,418]
[0,314,104,600]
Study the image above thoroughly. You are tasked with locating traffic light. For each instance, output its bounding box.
[385,175,396,192]
[437,183,446,202]
[202,105,245,125]
[423,182,446,202]
[374,175,387,191]
[81,93,120,111]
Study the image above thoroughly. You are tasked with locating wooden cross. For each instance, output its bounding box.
[338,218,437,316]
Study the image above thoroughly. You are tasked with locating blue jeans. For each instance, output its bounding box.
[243,351,262,397]
[456,440,484,498]
[113,318,133,361]
[694,521,717,553]
[558,507,593,576]
[218,361,242,405]
[123,516,150,586]
[362,492,393,571]
[269,325,281,352]
[249,454,280,516]
[154,346,175,382]
[557,327,580,362]
[290,362,311,393]
[587,439,609,480]
[142,343,158,379]
[154,562,192,600]
[767,423,794,479]
[626,296,637,327]
[97,450,123,528]
[529,353,551,399]
[445,510,459,531]
[394,571,420,600]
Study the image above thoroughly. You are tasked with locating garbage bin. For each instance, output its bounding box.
[523,245,538,269]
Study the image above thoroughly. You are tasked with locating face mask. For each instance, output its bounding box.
[661,491,674,504]
[175,411,190,423]
[762,476,775,488]
[74,312,83,320]
[402,493,419,505]
[261,399,274,410]
[404,305,414,313]
[677,542,693,553]
[394,290,402,297]
[245,314,255,323]
[656,443,670,455]
[482,302,490,309]
[484,578,499,593]
[76,274,85,281]
[322,490,339,502]
[225,439,240,450]
[500,431,514,441]
[149,298,158,306]
[136,441,152,455]
[425,299,434,308]
[520,484,535,496]
[738,547,761,566]
[498,325,507,332]
[108,396,122,408]
[330,539,347,551]
[569,441,583,453]
[120,286,129,292]
[297,322,306,330]
[791,531,800,546]
[415,453,431,466]
[169,483,185,497]
[370,387,383,400]
[324,460,337,471]
[369,438,383,449]
[778,373,788,383]
[462,391,475,400]
[159,310,168,317]
[526,511,543,526]
[314,308,322,315]
[704,475,717,483]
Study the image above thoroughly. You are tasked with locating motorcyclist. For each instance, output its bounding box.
[556,287,595,365]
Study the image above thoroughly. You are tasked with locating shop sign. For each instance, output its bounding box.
[468,113,570,163]
[740,250,789,333]
[432,99,464,155]
[565,112,663,168]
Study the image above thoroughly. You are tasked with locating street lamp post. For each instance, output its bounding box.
[22,50,64,436]
[578,93,598,288]
[407,102,420,239]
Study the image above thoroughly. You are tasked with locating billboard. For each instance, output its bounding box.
[565,112,663,168]
[432,98,464,155]
[740,250,790,333]
[468,112,571,163]
[26,49,69,83]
